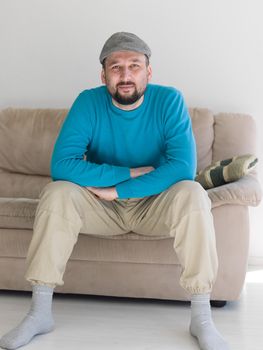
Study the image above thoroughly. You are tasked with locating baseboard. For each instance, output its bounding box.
[248,256,263,266]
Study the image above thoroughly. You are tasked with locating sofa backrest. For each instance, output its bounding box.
[212,113,257,162]
[0,108,67,176]
[0,107,257,198]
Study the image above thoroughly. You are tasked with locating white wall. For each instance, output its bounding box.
[1,0,262,262]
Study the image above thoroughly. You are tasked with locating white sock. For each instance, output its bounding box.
[190,294,229,350]
[0,285,54,350]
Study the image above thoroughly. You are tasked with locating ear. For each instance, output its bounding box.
[101,69,106,84]
[147,65,153,81]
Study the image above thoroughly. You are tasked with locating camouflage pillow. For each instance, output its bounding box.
[195,154,258,190]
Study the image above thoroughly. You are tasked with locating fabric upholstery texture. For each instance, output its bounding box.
[189,108,214,172]
[0,205,251,301]
[0,106,261,301]
[0,108,67,176]
[212,113,257,162]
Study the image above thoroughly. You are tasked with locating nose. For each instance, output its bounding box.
[120,67,131,81]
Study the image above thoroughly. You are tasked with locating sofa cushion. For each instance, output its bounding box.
[0,228,178,265]
[1,175,261,233]
[0,198,38,229]
[0,204,251,268]
[213,113,257,162]
[0,172,51,199]
[0,197,170,237]
[0,108,67,176]
[0,107,214,178]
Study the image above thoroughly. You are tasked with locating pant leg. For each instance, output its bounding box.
[130,180,218,295]
[25,180,128,287]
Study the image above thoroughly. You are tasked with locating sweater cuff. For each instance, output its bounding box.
[116,180,134,199]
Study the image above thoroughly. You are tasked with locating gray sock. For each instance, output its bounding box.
[0,284,54,350]
[190,294,229,350]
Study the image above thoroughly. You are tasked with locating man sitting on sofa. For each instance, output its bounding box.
[0,32,229,350]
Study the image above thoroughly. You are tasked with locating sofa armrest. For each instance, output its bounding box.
[207,174,262,208]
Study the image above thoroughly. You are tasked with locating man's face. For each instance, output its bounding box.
[101,51,152,106]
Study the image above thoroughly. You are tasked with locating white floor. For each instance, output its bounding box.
[0,267,263,350]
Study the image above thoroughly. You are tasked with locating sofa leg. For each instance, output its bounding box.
[210,300,227,308]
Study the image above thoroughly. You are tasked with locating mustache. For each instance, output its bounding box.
[117,82,135,87]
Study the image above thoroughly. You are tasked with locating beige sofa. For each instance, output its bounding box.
[0,107,261,305]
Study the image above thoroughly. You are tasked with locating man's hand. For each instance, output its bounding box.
[87,166,154,201]
[130,166,155,178]
[86,186,118,201]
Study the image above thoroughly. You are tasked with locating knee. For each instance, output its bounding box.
[168,180,211,210]
[39,181,83,205]
[169,180,206,196]
[36,181,84,225]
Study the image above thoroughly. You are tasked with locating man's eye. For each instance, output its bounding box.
[131,64,139,69]
[112,66,120,71]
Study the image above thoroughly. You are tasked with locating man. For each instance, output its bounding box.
[0,32,229,350]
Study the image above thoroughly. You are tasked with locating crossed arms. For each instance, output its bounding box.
[87,166,154,201]
[51,90,197,200]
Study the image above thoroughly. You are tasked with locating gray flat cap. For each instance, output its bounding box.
[99,32,151,64]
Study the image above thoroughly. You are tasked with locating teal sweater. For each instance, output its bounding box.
[51,84,197,199]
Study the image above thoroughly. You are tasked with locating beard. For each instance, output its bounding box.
[108,82,146,105]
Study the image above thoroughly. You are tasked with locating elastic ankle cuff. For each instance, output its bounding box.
[31,280,56,289]
[191,293,210,303]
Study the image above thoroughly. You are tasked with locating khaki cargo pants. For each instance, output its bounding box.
[25,180,218,295]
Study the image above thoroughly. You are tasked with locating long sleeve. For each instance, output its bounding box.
[116,91,197,198]
[51,91,131,187]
